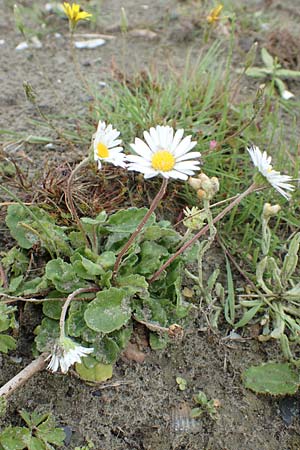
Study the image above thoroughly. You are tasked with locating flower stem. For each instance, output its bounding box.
[59,287,99,340]
[149,183,257,283]
[65,156,90,248]
[69,32,94,99]
[113,178,168,276]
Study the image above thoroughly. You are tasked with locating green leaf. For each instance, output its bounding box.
[43,300,62,320]
[276,69,300,78]
[104,233,130,252]
[25,437,45,450]
[135,241,169,275]
[110,327,132,350]
[8,275,23,294]
[5,204,40,249]
[81,256,104,276]
[143,224,180,246]
[81,211,107,228]
[36,415,65,446]
[274,77,287,96]
[281,232,300,284]
[149,332,169,350]
[224,257,235,325]
[45,258,86,292]
[261,48,274,69]
[106,207,155,233]
[93,336,120,364]
[190,407,203,418]
[242,363,300,395]
[97,251,116,270]
[0,426,30,450]
[234,302,262,328]
[244,67,271,78]
[34,318,60,352]
[0,335,16,353]
[0,247,29,276]
[116,274,148,296]
[67,302,90,337]
[75,357,113,382]
[84,288,131,333]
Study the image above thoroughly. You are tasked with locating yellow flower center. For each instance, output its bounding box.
[151,150,175,172]
[97,142,109,158]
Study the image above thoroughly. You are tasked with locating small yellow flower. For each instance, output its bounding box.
[207,4,223,24]
[63,2,92,30]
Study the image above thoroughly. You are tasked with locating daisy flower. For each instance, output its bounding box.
[247,145,295,200]
[47,337,94,374]
[126,125,201,180]
[93,121,126,170]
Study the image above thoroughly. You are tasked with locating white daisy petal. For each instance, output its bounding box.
[143,131,158,152]
[248,145,295,200]
[144,171,159,179]
[149,127,160,146]
[48,337,94,374]
[127,125,201,180]
[170,129,184,152]
[130,138,153,159]
[166,170,189,180]
[93,121,126,170]
[174,137,197,157]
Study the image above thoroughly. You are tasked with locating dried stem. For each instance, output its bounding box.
[149,183,257,283]
[0,353,48,399]
[113,177,168,276]
[65,157,90,247]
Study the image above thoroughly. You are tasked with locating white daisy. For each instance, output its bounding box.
[47,337,94,374]
[126,125,201,180]
[93,121,126,170]
[247,145,295,200]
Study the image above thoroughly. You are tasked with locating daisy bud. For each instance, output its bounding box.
[188,177,202,191]
[262,203,281,219]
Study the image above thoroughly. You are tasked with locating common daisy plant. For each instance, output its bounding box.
[0,116,297,396]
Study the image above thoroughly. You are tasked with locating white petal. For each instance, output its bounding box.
[170,129,184,152]
[176,151,201,162]
[174,137,197,157]
[143,130,158,152]
[130,138,153,159]
[166,169,189,180]
[149,127,160,146]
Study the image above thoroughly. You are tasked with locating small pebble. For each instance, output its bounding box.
[279,397,299,425]
[75,38,106,49]
[63,426,73,446]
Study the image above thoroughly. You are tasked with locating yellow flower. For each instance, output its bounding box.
[63,2,92,29]
[207,4,223,24]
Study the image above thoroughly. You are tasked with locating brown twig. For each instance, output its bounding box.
[0,262,8,289]
[113,178,168,276]
[0,352,48,399]
[65,157,91,248]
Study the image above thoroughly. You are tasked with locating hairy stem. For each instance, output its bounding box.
[70,33,94,99]
[59,287,99,340]
[113,178,168,276]
[149,183,257,283]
